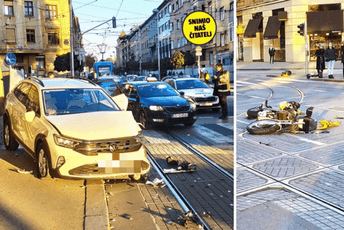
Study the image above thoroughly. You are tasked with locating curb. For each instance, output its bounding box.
[84,180,109,230]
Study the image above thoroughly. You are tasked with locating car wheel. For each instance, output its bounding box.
[138,111,151,129]
[3,118,19,151]
[36,142,50,179]
[184,121,195,127]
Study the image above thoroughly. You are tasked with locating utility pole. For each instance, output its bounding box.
[70,0,74,76]
[139,27,142,75]
[305,22,309,75]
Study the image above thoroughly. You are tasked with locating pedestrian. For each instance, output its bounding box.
[325,42,337,79]
[269,45,276,64]
[212,63,230,120]
[204,70,210,84]
[315,43,325,78]
[341,42,344,77]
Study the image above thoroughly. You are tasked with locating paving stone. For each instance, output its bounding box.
[237,139,283,164]
[300,144,344,166]
[236,169,268,192]
[252,156,320,179]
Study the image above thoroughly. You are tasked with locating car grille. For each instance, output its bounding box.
[164,105,190,112]
[74,137,142,156]
[68,160,150,175]
[194,96,217,102]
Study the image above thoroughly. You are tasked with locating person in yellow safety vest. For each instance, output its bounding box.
[204,70,210,84]
[212,63,230,119]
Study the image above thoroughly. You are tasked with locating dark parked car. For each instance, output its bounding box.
[164,78,220,111]
[120,81,197,128]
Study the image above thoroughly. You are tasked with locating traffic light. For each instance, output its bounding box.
[297,23,304,36]
[112,17,116,28]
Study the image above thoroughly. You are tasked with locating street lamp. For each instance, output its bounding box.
[153,8,160,80]
[97,43,107,61]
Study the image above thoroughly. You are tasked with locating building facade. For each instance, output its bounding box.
[1,0,82,76]
[237,0,344,63]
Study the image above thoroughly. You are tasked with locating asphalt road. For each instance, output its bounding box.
[236,69,344,230]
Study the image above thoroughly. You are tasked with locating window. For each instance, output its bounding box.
[4,5,14,16]
[48,33,59,44]
[171,22,174,31]
[26,29,35,43]
[209,52,213,65]
[172,4,175,12]
[230,2,234,11]
[180,0,183,6]
[46,5,57,19]
[208,2,212,14]
[177,20,181,29]
[6,28,16,43]
[220,7,224,20]
[220,34,225,46]
[177,38,180,48]
[176,1,179,10]
[171,40,174,49]
[24,1,34,17]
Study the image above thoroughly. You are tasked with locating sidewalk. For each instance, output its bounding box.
[237,61,343,71]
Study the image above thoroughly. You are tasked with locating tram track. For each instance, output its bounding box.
[237,162,344,217]
[143,128,234,230]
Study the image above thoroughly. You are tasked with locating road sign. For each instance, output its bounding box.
[195,46,202,52]
[4,53,16,66]
[182,11,217,45]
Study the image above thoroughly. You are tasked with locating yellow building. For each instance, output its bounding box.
[237,0,344,63]
[1,0,82,76]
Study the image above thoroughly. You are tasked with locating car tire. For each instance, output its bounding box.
[184,121,195,127]
[138,111,151,129]
[36,142,51,179]
[3,117,19,151]
[212,108,221,112]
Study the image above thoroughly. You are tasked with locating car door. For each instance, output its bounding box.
[11,83,32,143]
[123,84,140,118]
[21,84,42,153]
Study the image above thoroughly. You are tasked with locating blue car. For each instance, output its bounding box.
[120,81,197,129]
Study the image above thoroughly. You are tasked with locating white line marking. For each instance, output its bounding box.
[237,120,250,124]
[287,134,325,146]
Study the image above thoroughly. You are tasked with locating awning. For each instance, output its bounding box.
[264,16,281,39]
[307,10,343,34]
[244,18,262,38]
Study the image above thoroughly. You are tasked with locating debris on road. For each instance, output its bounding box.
[121,214,133,220]
[145,178,164,187]
[12,168,33,174]
[166,156,179,166]
[317,120,340,130]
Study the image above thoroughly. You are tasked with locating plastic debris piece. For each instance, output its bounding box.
[121,214,132,220]
[166,221,173,225]
[318,120,340,130]
[15,169,33,174]
[145,178,164,186]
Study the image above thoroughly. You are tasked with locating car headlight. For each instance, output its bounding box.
[149,105,164,111]
[190,103,197,111]
[54,134,82,149]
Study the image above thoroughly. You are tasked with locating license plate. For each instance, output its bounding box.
[172,113,188,118]
[200,102,212,106]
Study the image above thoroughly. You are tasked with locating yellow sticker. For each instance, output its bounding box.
[182,11,217,45]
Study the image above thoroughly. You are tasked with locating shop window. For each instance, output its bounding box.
[26,29,35,43]
[46,5,57,19]
[24,1,34,17]
[48,33,59,44]
[208,2,212,15]
[6,28,16,43]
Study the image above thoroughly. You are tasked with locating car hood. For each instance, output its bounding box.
[46,111,140,140]
[179,88,214,97]
[141,96,190,107]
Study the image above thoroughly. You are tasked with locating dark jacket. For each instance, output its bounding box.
[315,49,325,70]
[269,47,276,56]
[212,70,230,96]
[325,48,337,61]
[341,45,344,64]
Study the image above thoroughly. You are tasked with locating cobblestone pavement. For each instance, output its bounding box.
[236,73,344,229]
[141,124,233,230]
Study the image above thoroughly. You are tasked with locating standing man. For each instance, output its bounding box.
[212,63,230,120]
[325,42,337,79]
[269,45,276,64]
[315,43,325,78]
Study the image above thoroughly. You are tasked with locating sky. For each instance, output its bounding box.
[73,0,165,61]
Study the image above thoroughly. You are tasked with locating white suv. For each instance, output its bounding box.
[3,77,150,180]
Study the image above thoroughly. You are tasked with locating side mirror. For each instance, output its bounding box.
[25,111,36,123]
